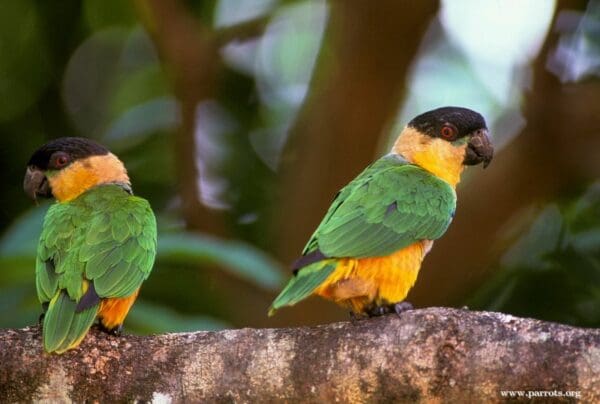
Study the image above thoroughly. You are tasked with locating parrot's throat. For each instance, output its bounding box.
[392,127,466,188]
[48,153,130,202]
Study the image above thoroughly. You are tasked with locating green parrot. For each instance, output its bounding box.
[23,137,157,353]
[270,106,493,316]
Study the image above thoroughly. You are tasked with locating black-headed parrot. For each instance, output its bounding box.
[269,106,493,317]
[23,137,157,353]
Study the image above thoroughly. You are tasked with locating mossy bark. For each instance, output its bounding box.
[0,308,598,402]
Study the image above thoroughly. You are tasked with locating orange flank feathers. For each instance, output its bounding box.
[97,289,140,330]
[314,241,429,313]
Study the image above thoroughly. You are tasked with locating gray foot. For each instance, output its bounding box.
[393,301,414,317]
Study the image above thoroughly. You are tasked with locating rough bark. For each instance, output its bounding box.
[1,308,598,403]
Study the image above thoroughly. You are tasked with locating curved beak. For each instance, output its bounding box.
[23,166,52,201]
[464,129,493,168]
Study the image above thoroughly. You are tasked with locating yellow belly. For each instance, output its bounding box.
[314,242,426,313]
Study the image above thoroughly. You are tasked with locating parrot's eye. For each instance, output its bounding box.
[440,124,458,140]
[51,152,70,169]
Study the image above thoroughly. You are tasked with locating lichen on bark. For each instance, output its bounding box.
[0,308,598,402]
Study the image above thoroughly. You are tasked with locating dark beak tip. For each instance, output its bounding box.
[24,167,51,201]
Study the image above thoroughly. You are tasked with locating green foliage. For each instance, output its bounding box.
[158,232,284,291]
[83,0,137,31]
[127,300,229,333]
[0,0,51,122]
[469,183,600,327]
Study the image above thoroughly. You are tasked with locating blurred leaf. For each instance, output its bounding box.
[214,0,276,28]
[0,206,44,320]
[0,285,38,328]
[109,64,172,120]
[0,0,51,122]
[84,0,137,31]
[570,229,600,254]
[500,204,563,270]
[157,232,284,290]
[470,182,600,327]
[566,182,600,230]
[63,27,164,137]
[255,1,328,109]
[0,204,48,258]
[103,97,179,151]
[126,300,228,334]
[0,256,35,284]
[63,28,130,136]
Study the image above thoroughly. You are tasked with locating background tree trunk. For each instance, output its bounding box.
[411,0,600,306]
[140,0,228,236]
[138,1,274,237]
[1,308,598,402]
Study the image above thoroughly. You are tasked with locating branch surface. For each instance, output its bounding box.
[1,308,598,402]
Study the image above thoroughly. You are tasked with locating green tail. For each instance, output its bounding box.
[43,291,98,354]
[268,260,337,316]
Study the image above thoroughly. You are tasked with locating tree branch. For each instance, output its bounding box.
[1,308,597,402]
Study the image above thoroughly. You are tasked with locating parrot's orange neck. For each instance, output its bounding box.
[48,153,130,202]
[392,127,466,188]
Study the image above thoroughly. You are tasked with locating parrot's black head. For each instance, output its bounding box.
[408,107,486,139]
[407,106,493,168]
[393,106,494,187]
[24,137,127,202]
[27,137,109,171]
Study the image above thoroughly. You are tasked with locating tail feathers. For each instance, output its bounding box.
[268,260,337,316]
[43,290,98,354]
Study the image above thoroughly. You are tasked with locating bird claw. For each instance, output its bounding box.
[368,305,390,317]
[393,301,413,317]
[366,304,391,317]
[365,301,414,318]
[110,324,123,336]
[349,311,363,324]
[96,322,123,336]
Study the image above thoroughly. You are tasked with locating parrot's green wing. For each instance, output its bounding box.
[269,154,456,313]
[309,155,456,258]
[36,184,157,353]
[41,291,98,353]
[268,260,336,316]
[79,187,157,299]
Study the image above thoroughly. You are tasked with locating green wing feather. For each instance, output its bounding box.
[43,291,97,354]
[307,154,456,258]
[36,184,157,353]
[269,261,336,315]
[269,154,456,313]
